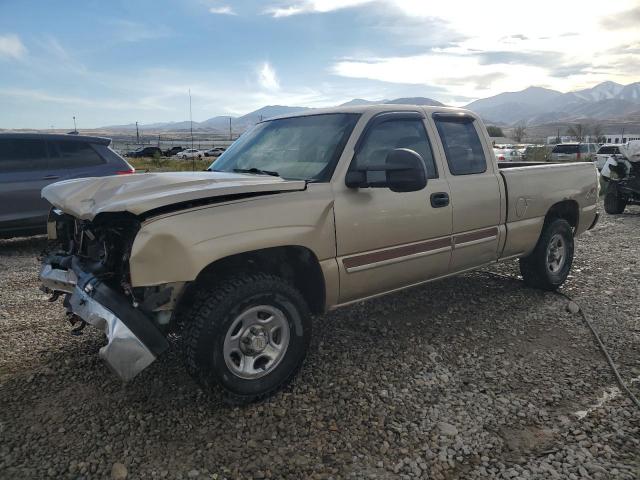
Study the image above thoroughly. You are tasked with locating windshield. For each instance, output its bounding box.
[210,113,360,181]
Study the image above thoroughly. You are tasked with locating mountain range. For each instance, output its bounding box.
[103,98,444,132]
[465,81,640,125]
[102,82,640,132]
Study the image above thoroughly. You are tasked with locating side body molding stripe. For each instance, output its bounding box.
[342,226,499,273]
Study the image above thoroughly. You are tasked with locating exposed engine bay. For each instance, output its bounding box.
[40,209,183,381]
[45,210,140,295]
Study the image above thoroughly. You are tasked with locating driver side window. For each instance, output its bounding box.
[354,119,438,178]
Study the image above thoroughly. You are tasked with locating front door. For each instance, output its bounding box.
[334,112,453,304]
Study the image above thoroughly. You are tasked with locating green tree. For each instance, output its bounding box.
[486,125,504,137]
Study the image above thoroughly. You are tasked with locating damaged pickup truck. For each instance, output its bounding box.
[40,105,599,404]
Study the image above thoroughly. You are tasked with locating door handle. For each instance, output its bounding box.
[430,192,449,208]
[42,175,60,180]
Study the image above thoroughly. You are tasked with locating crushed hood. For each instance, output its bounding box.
[42,171,307,220]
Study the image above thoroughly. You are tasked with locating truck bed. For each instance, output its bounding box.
[498,161,599,259]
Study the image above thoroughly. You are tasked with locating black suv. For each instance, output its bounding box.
[126,146,163,158]
[164,146,184,156]
[0,133,135,238]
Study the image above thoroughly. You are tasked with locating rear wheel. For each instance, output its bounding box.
[604,184,627,214]
[519,218,574,291]
[183,273,311,405]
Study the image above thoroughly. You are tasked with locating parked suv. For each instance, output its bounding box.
[126,146,163,158]
[550,143,598,162]
[0,133,134,238]
[164,146,184,157]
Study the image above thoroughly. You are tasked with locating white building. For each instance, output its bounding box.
[546,133,640,145]
[603,133,640,144]
[546,135,599,144]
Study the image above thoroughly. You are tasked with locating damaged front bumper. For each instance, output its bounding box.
[40,261,169,382]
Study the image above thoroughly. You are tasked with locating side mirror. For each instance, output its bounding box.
[385,148,427,192]
[345,148,427,192]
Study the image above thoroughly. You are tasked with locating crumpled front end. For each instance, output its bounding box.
[40,209,173,381]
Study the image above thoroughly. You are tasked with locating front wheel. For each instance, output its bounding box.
[183,273,311,405]
[519,218,574,291]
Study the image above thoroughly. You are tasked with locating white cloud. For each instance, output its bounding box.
[316,0,640,101]
[209,5,236,15]
[258,62,280,90]
[107,19,171,42]
[265,0,372,17]
[0,87,152,110]
[0,34,27,60]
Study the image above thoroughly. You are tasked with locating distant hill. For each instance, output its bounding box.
[339,98,385,106]
[466,82,640,125]
[386,97,443,106]
[100,83,640,133]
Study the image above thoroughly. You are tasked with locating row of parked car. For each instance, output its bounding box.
[124,145,226,159]
[494,142,622,171]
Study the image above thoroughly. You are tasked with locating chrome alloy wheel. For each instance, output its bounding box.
[223,305,290,379]
[546,234,566,274]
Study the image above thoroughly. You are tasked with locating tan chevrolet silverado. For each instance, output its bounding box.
[39,105,599,404]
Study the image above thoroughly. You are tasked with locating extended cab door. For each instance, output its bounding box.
[432,113,503,272]
[333,111,453,304]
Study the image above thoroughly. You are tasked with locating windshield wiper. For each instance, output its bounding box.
[233,167,280,177]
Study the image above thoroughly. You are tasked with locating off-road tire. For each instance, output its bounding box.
[519,218,574,291]
[183,273,311,405]
[604,185,627,214]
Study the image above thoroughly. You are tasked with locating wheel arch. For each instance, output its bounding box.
[183,245,327,315]
[545,200,579,229]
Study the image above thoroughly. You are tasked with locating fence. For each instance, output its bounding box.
[110,132,242,155]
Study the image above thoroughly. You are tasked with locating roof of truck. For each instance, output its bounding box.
[262,104,473,122]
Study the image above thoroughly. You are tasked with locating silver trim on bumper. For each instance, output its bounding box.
[40,265,157,382]
[40,264,77,294]
[69,287,156,381]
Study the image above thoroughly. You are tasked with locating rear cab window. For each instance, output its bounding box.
[598,146,619,155]
[552,144,579,154]
[433,115,487,175]
[48,141,105,169]
[0,138,49,172]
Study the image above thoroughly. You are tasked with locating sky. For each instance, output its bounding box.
[0,0,639,128]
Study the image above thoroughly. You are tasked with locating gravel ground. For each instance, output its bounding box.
[0,209,639,479]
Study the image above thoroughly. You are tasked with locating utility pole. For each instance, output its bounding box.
[136,121,140,144]
[229,117,232,141]
[189,89,194,149]
[73,116,77,133]
[189,89,195,171]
